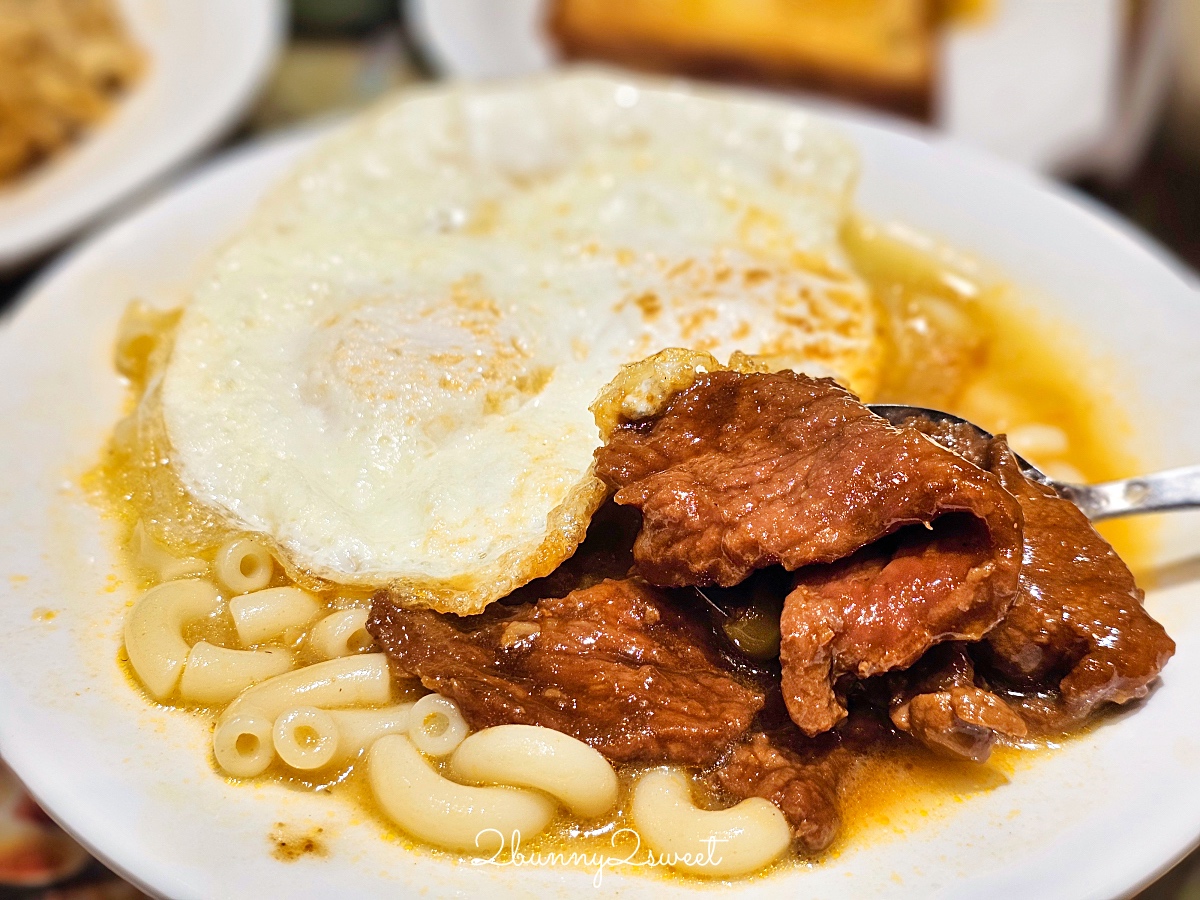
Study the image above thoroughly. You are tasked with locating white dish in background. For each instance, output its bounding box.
[0,0,285,272]
[404,0,1174,179]
[0,88,1199,899]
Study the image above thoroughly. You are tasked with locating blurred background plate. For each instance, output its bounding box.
[404,0,1174,180]
[0,0,286,272]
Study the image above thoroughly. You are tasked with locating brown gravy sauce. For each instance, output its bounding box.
[95,217,1152,878]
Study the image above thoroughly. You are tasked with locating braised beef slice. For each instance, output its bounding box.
[367,578,763,766]
[707,732,843,852]
[901,416,1177,728]
[886,642,1026,763]
[595,370,1023,587]
[781,512,1024,735]
[981,444,1175,728]
[597,371,1023,736]
[707,711,890,853]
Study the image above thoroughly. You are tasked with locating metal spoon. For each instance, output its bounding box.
[869,404,1200,522]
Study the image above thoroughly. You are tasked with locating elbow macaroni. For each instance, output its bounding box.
[129,521,208,581]
[229,586,320,645]
[113,301,175,380]
[369,735,556,852]
[309,608,373,659]
[124,579,220,700]
[271,704,414,771]
[630,769,791,877]
[214,537,275,595]
[450,725,618,818]
[272,706,340,770]
[213,708,275,778]
[408,693,469,757]
[325,705,412,766]
[118,529,800,876]
[213,654,392,777]
[179,642,293,705]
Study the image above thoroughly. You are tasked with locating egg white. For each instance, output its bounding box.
[158,70,880,612]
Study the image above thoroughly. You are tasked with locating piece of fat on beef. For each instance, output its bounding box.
[595,370,1024,736]
[367,578,764,767]
[901,415,1176,731]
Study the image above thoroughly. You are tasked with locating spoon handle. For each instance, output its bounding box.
[1061,465,1200,521]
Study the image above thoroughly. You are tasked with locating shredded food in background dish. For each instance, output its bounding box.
[0,0,144,185]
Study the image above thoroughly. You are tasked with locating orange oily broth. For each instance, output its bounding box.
[90,217,1152,876]
[833,742,1022,853]
[843,215,1152,574]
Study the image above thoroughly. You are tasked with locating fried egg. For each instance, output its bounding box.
[157,70,881,613]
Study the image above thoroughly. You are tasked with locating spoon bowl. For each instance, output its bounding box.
[868,404,1200,521]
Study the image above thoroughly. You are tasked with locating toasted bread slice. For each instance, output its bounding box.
[551,0,936,119]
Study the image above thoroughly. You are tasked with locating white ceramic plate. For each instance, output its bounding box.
[0,0,285,271]
[1,91,1199,900]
